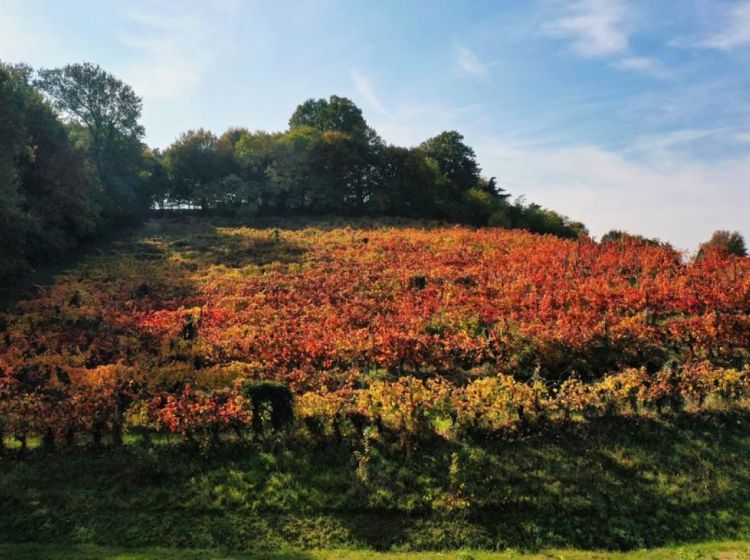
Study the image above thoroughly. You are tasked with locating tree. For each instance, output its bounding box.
[600,230,662,246]
[419,131,480,192]
[141,149,171,210]
[266,126,323,213]
[137,91,588,237]
[36,63,147,221]
[477,176,509,200]
[699,230,747,257]
[488,198,587,239]
[163,129,220,209]
[233,130,278,210]
[0,63,33,279]
[289,95,380,147]
[369,146,444,217]
[15,83,101,258]
[0,62,101,280]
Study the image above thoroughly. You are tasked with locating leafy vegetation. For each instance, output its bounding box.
[5,541,750,559]
[2,56,750,558]
[699,231,748,258]
[1,217,750,450]
[156,98,585,239]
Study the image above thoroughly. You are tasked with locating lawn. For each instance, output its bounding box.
[2,413,750,553]
[3,541,750,559]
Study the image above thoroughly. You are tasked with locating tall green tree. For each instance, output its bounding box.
[289,95,381,147]
[289,96,383,214]
[163,129,220,209]
[15,85,100,257]
[233,130,278,210]
[0,63,33,277]
[371,146,445,218]
[419,131,481,192]
[0,61,101,280]
[36,63,147,222]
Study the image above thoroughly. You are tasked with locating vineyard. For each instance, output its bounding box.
[2,217,750,451]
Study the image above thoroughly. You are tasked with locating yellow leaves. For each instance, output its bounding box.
[67,364,136,389]
[357,377,443,433]
[296,390,348,419]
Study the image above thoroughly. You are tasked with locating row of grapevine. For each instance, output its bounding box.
[1,220,749,449]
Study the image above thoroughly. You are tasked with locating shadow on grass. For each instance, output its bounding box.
[141,217,308,268]
[0,215,310,311]
[2,412,750,552]
[0,543,318,559]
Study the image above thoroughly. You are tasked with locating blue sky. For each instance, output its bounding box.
[2,0,750,249]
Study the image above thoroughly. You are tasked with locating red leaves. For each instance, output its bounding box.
[1,222,749,443]
[148,384,249,437]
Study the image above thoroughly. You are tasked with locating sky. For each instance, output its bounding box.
[1,0,749,250]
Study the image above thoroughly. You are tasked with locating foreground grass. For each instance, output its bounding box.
[3,413,750,553]
[3,542,750,559]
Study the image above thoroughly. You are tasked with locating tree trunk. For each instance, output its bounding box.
[112,421,123,447]
[92,427,103,448]
[42,428,55,452]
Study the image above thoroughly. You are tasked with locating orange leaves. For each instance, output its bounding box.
[1,220,750,443]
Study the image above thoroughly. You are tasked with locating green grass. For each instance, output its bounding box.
[3,413,750,554]
[3,541,750,559]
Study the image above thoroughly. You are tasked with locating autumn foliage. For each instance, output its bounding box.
[1,218,750,449]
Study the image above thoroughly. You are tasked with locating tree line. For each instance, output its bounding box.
[155,96,587,239]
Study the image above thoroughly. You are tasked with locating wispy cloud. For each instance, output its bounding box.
[117,2,240,103]
[350,69,389,116]
[545,0,633,57]
[454,43,489,78]
[370,102,487,148]
[613,56,673,78]
[695,0,750,51]
[628,128,726,158]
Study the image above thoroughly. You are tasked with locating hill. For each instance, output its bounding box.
[2,217,750,555]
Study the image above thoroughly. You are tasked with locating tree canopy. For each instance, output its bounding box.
[0,62,101,277]
[419,130,480,192]
[158,96,587,238]
[699,230,747,258]
[36,63,149,222]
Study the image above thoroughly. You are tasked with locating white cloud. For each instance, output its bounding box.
[476,139,750,250]
[545,0,633,57]
[454,43,489,78]
[697,0,750,51]
[350,69,389,116]
[613,56,672,78]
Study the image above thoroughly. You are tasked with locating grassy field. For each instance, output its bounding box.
[3,541,750,559]
[2,413,750,554]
